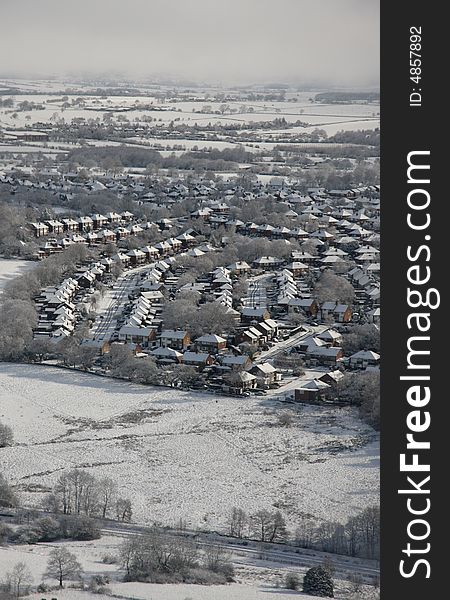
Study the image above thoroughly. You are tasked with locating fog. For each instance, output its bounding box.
[0,0,379,87]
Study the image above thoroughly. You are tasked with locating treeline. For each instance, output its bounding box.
[0,201,38,257]
[228,505,380,560]
[66,145,254,172]
[0,513,101,545]
[329,129,380,147]
[0,245,91,361]
[228,508,287,543]
[42,468,132,521]
[314,92,380,104]
[275,143,379,159]
[337,372,380,430]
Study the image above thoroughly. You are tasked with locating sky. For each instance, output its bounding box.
[0,0,379,87]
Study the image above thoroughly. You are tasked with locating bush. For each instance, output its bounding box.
[303,566,334,597]
[182,568,228,585]
[62,515,101,540]
[0,423,13,447]
[34,517,62,542]
[0,474,18,508]
[9,526,42,545]
[285,572,300,590]
[101,554,118,564]
[0,523,13,544]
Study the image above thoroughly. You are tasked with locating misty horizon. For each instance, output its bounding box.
[0,0,379,88]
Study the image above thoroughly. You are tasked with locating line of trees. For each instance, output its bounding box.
[42,468,132,522]
[0,245,91,361]
[228,508,287,543]
[227,505,379,560]
[337,371,380,430]
[2,513,101,545]
[294,506,380,560]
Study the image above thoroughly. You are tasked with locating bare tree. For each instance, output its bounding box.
[98,478,118,518]
[45,547,83,587]
[228,507,248,538]
[5,562,33,598]
[251,509,273,542]
[115,498,133,522]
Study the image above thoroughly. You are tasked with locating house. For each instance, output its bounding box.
[317,329,343,347]
[115,227,130,240]
[320,301,339,321]
[106,211,122,224]
[255,319,278,340]
[288,298,319,318]
[333,304,353,323]
[293,379,331,404]
[182,352,215,368]
[45,220,64,234]
[227,261,251,276]
[195,334,227,353]
[221,354,253,371]
[252,256,284,271]
[241,307,270,323]
[319,370,345,387]
[80,339,110,355]
[151,346,183,363]
[98,229,116,244]
[61,218,79,233]
[367,308,381,325]
[348,350,380,369]
[159,330,191,350]
[238,328,262,346]
[127,249,146,265]
[77,216,93,232]
[29,222,49,237]
[92,214,108,229]
[306,346,344,367]
[142,245,160,261]
[224,371,257,394]
[118,325,156,345]
[286,262,309,277]
[77,270,97,288]
[250,363,281,387]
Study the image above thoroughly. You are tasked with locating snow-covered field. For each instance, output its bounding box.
[0,258,34,293]
[0,363,379,531]
[0,536,376,600]
[0,86,379,135]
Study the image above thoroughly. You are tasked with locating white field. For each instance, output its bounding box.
[0,363,379,531]
[0,88,379,134]
[0,536,376,600]
[0,258,34,293]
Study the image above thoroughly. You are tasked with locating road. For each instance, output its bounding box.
[91,270,142,341]
[255,324,328,364]
[243,274,273,308]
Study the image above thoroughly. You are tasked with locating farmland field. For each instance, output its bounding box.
[0,363,379,532]
[0,536,372,600]
[0,258,34,293]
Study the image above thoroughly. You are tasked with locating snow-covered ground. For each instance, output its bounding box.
[0,363,379,532]
[0,535,377,600]
[0,258,34,293]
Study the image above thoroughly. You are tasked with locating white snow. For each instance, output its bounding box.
[0,363,379,531]
[0,258,34,293]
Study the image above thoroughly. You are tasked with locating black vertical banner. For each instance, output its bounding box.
[381,2,445,598]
